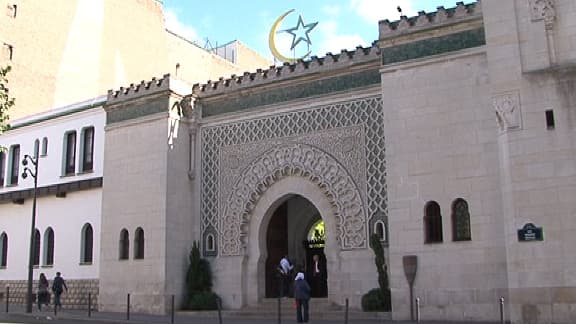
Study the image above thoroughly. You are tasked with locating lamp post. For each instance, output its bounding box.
[22,153,38,313]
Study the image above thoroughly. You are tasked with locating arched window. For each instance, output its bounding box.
[43,227,54,266]
[424,201,443,243]
[41,137,48,156]
[119,229,129,260]
[205,234,215,252]
[33,139,39,158]
[0,232,7,267]
[134,227,144,259]
[374,221,386,241]
[33,229,41,266]
[452,198,471,241]
[81,223,93,263]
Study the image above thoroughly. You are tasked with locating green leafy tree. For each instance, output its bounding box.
[185,241,218,310]
[0,65,14,137]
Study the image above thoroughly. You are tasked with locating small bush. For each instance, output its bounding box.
[361,288,391,312]
[187,291,219,310]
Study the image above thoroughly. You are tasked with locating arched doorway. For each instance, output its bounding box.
[264,195,328,298]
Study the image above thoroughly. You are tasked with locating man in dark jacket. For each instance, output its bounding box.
[52,272,68,309]
[293,272,311,323]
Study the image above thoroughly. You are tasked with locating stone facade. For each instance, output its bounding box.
[0,279,98,310]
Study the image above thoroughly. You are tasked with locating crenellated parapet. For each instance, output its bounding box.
[378,1,484,65]
[107,74,171,104]
[379,1,482,40]
[192,45,380,96]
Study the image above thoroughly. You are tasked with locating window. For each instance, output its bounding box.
[119,229,129,260]
[63,131,76,175]
[205,234,215,252]
[2,43,13,61]
[81,223,93,264]
[545,110,555,130]
[424,201,443,243]
[134,227,144,259]
[0,232,7,267]
[0,151,5,187]
[33,139,39,158]
[43,228,54,266]
[374,221,386,241]
[6,4,17,18]
[452,198,471,241]
[33,229,40,266]
[41,137,48,156]
[80,127,94,172]
[9,145,19,185]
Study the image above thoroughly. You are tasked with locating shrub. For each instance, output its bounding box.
[361,288,391,312]
[187,291,219,310]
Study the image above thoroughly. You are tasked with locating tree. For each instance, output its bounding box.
[0,65,14,137]
[361,233,391,311]
[185,241,219,310]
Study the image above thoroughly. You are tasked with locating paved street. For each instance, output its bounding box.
[0,305,501,324]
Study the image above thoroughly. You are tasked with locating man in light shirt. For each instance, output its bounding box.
[279,255,293,297]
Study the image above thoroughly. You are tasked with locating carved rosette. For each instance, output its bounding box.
[220,143,367,256]
[493,91,522,132]
[530,0,556,29]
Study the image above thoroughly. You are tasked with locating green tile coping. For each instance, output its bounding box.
[381,28,486,65]
[106,96,170,124]
[200,69,381,118]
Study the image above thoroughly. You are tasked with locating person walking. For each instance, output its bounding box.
[279,255,293,297]
[37,273,49,311]
[51,272,68,309]
[293,272,311,323]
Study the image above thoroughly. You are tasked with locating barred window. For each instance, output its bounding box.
[134,227,144,259]
[119,229,129,260]
[452,198,471,241]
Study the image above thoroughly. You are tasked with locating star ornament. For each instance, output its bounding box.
[282,15,318,50]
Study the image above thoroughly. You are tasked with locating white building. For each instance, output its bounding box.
[0,97,106,305]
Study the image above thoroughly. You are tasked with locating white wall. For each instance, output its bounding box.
[0,97,105,280]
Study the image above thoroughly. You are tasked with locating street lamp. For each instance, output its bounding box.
[21,153,38,313]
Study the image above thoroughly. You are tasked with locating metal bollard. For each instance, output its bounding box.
[344,298,349,324]
[126,293,130,321]
[170,295,175,324]
[277,294,281,324]
[54,300,57,317]
[88,293,92,317]
[415,297,420,323]
[217,296,223,324]
[500,297,504,324]
[5,286,8,313]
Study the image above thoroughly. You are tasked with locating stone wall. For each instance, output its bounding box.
[0,279,98,310]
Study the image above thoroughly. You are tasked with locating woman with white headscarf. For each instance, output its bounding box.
[293,272,311,323]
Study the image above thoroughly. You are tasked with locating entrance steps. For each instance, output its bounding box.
[222,298,391,320]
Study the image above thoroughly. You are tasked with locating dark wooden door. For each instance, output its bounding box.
[265,202,288,297]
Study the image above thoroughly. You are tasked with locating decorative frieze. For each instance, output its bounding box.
[530,0,556,29]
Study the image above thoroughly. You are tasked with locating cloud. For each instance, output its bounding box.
[314,20,369,56]
[349,0,417,24]
[322,5,341,17]
[164,8,200,43]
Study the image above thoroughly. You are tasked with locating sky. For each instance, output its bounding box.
[162,0,472,61]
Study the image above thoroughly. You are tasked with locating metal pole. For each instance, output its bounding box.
[500,297,504,324]
[88,293,92,317]
[277,293,281,324]
[24,155,38,313]
[217,296,223,324]
[409,284,414,321]
[54,299,57,317]
[126,293,130,320]
[415,297,420,323]
[5,286,9,313]
[170,295,175,324]
[344,298,349,324]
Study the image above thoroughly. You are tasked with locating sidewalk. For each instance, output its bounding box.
[0,304,500,324]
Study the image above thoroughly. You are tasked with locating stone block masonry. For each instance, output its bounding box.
[0,279,98,310]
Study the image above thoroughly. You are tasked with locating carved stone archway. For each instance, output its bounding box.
[220,143,368,256]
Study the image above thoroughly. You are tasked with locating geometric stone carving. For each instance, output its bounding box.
[200,96,386,256]
[220,143,367,256]
[530,0,556,29]
[493,91,522,132]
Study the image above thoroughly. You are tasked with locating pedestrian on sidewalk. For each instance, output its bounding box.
[51,272,68,309]
[293,272,311,323]
[37,273,50,311]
